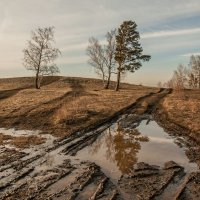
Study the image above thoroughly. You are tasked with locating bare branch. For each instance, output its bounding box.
[23,26,60,89]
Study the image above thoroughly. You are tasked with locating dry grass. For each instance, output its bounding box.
[0,133,12,145]
[163,89,200,141]
[0,133,45,148]
[11,135,45,148]
[53,90,149,124]
[51,87,158,137]
[0,76,158,137]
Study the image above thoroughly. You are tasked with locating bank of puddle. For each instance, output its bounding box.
[76,118,199,183]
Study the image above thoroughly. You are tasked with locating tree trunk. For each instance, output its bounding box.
[102,73,105,87]
[35,70,40,89]
[104,73,111,89]
[35,45,43,89]
[115,69,121,91]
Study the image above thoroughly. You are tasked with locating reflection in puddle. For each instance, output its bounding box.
[76,119,198,183]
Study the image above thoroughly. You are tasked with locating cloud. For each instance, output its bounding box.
[141,27,200,39]
[0,0,200,85]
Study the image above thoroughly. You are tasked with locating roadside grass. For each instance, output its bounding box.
[163,89,200,142]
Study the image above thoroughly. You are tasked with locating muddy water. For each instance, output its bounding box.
[76,117,198,183]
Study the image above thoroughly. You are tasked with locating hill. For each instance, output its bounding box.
[0,76,158,138]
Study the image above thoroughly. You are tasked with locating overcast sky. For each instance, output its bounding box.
[0,0,200,86]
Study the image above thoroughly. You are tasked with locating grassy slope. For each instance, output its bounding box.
[0,76,158,137]
[162,89,200,142]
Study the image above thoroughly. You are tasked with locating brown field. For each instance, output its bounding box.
[1,78,200,199]
[162,89,200,143]
[0,76,158,138]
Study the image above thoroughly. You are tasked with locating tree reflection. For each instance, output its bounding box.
[89,122,149,174]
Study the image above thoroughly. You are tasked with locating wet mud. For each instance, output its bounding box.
[0,89,200,199]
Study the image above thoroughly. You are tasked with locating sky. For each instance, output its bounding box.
[0,0,200,86]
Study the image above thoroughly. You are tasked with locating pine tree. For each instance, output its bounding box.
[114,20,151,91]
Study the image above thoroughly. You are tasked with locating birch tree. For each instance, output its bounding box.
[86,30,116,89]
[23,27,61,89]
[86,37,106,85]
[104,29,116,89]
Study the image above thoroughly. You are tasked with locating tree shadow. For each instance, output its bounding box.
[62,77,86,91]
[0,76,62,100]
[0,87,31,100]
[40,76,62,87]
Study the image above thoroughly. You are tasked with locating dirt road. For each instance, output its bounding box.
[0,89,199,200]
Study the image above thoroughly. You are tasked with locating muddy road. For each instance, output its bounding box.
[0,89,200,200]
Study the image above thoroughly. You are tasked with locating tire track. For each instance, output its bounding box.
[1,89,199,199]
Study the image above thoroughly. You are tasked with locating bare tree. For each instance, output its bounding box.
[104,29,116,89]
[164,79,174,88]
[189,55,200,89]
[86,37,106,86]
[188,72,198,89]
[172,65,189,98]
[23,27,61,89]
[157,82,162,88]
[86,30,116,89]
[167,64,188,91]
[175,64,188,89]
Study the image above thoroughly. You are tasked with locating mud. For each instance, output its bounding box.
[119,161,200,200]
[0,89,200,199]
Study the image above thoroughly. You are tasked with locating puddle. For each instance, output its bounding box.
[76,118,199,183]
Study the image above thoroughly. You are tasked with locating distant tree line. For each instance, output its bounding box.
[87,20,151,91]
[163,55,200,90]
